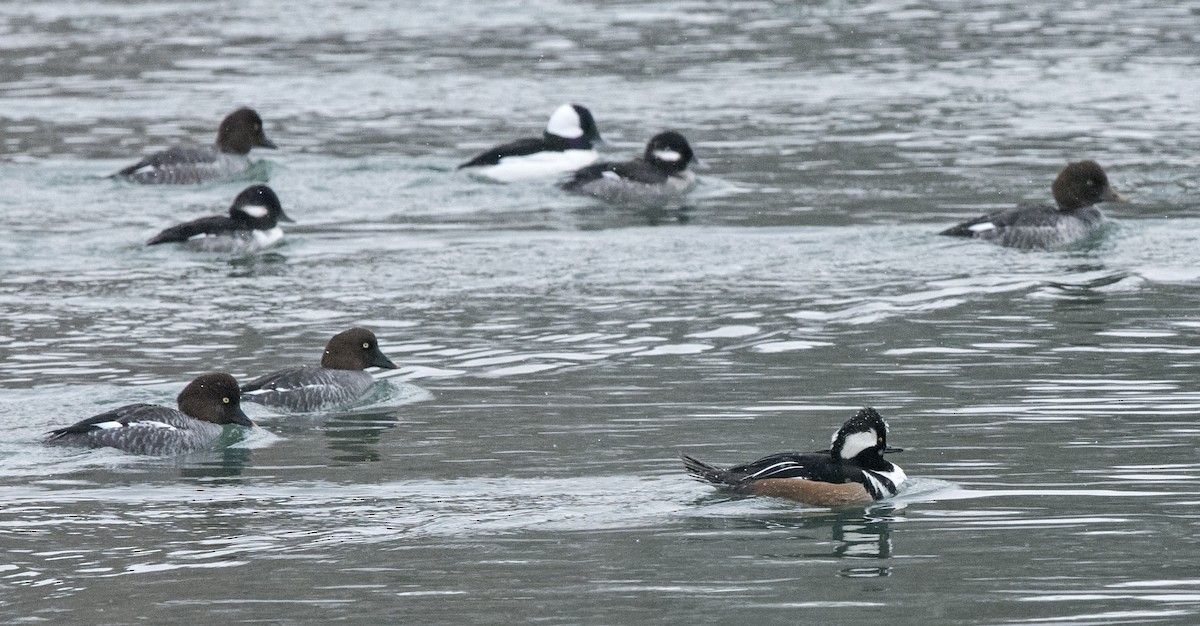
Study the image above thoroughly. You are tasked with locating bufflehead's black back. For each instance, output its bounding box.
[113,107,277,185]
[561,131,699,206]
[458,103,604,182]
[241,328,399,413]
[147,185,293,252]
[682,408,906,506]
[46,373,254,456]
[940,160,1127,249]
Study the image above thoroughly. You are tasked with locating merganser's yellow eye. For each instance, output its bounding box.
[223,397,230,404]
[363,342,370,349]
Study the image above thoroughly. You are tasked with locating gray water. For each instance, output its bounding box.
[3,1,1200,624]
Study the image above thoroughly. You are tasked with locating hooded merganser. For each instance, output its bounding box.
[682,407,906,506]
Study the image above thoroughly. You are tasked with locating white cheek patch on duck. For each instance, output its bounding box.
[652,149,682,162]
[838,429,878,460]
[237,204,270,219]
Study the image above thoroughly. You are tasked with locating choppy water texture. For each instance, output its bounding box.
[3,1,1200,623]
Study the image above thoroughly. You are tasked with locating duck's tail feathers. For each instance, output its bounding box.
[680,453,732,485]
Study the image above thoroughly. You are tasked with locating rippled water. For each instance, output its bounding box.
[3,1,1200,623]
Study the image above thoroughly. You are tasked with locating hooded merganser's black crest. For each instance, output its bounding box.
[112,107,277,185]
[940,160,1127,249]
[46,373,254,456]
[241,328,399,413]
[681,407,906,506]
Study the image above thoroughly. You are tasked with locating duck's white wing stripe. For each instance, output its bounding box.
[748,461,805,480]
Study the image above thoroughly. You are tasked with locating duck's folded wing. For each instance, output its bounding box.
[729,452,819,480]
[147,215,237,245]
[458,137,547,168]
[48,404,159,436]
[116,145,219,177]
[940,203,1059,238]
[730,452,861,484]
[561,160,667,191]
[604,160,669,185]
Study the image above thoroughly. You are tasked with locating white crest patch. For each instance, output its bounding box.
[652,149,682,162]
[968,222,996,232]
[545,104,584,139]
[838,429,878,460]
[237,204,270,219]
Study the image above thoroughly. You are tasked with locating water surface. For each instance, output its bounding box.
[2,1,1200,624]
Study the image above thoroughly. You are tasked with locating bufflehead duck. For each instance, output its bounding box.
[458,103,604,182]
[940,160,1128,249]
[682,408,906,506]
[146,185,293,252]
[45,373,254,456]
[561,131,699,206]
[241,328,399,413]
[112,107,277,184]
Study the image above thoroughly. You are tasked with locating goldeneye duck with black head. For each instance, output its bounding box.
[458,103,604,182]
[940,160,1127,249]
[241,328,399,413]
[682,407,906,507]
[147,185,293,252]
[561,131,699,206]
[45,373,254,456]
[112,107,277,185]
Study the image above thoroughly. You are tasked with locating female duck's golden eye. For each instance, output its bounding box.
[363,342,370,349]
[223,397,230,404]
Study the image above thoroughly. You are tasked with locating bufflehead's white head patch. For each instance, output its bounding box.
[545,104,584,139]
[237,204,270,219]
